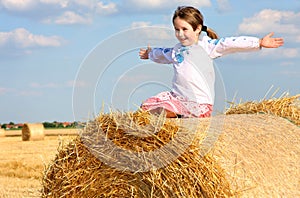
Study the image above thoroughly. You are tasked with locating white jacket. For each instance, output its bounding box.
[149,35,260,104]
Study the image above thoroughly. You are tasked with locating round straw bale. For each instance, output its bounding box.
[42,110,300,197]
[42,111,232,197]
[22,123,45,141]
[0,129,5,137]
[212,114,300,197]
[226,94,300,126]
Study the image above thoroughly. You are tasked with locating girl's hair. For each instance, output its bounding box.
[172,6,219,39]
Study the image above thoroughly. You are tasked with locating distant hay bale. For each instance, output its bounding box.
[42,108,300,197]
[0,129,5,137]
[22,123,45,141]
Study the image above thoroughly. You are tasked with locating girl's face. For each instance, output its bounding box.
[173,17,201,46]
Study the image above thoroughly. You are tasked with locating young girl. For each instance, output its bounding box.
[139,6,284,118]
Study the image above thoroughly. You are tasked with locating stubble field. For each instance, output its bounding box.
[0,130,77,197]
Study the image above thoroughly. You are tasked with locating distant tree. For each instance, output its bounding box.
[9,122,14,125]
[71,122,78,128]
[57,123,64,128]
[43,122,56,128]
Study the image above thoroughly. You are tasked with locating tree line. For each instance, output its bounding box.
[1,121,80,130]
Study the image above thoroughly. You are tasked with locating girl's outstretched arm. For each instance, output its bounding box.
[260,32,284,48]
[202,32,284,58]
[139,45,174,64]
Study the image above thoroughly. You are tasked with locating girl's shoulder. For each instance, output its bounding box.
[198,35,213,44]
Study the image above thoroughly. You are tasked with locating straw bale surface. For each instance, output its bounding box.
[42,110,300,197]
[225,94,300,126]
[22,123,45,141]
[42,111,231,198]
[212,114,300,197]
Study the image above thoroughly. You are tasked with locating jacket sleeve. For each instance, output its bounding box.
[202,36,261,59]
[149,47,174,64]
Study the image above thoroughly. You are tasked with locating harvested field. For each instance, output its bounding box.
[0,131,76,197]
[3,128,78,137]
[0,129,4,137]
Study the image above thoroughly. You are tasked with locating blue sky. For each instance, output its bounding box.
[0,0,299,123]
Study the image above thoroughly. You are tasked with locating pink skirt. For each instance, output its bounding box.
[141,91,213,118]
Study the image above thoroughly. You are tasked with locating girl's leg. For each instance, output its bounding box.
[146,107,179,118]
[165,109,178,118]
[140,91,184,118]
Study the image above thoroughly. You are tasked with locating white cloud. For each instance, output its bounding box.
[54,11,92,25]
[30,82,60,88]
[122,0,211,11]
[128,23,174,43]
[0,87,41,97]
[17,90,42,96]
[1,0,120,22]
[216,0,231,13]
[30,80,86,89]
[296,35,300,43]
[73,0,95,9]
[279,70,300,77]
[238,9,300,40]
[130,21,172,36]
[280,61,295,67]
[0,0,213,24]
[0,28,63,49]
[0,0,37,11]
[131,21,152,28]
[0,0,212,15]
[39,0,68,8]
[0,28,64,57]
[235,9,300,63]
[0,0,88,10]
[125,0,211,9]
[259,47,299,59]
[0,0,98,25]
[0,87,11,95]
[96,1,118,15]
[178,0,211,7]
[281,48,299,58]
[70,80,89,88]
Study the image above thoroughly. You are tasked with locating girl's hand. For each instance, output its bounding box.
[260,32,284,48]
[139,44,151,59]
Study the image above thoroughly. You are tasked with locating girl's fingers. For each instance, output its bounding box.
[267,32,274,38]
[139,49,148,59]
[139,47,150,59]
